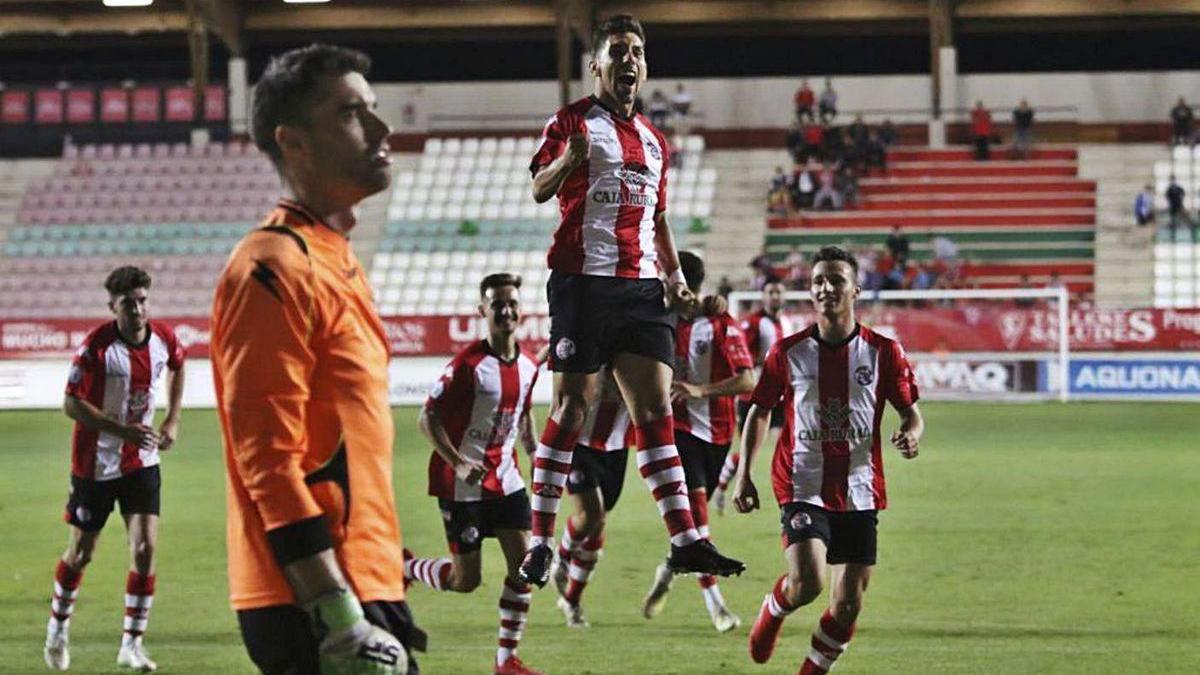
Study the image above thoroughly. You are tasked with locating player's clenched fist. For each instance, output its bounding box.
[313,590,408,674]
[454,457,488,486]
[731,474,760,514]
[565,132,590,167]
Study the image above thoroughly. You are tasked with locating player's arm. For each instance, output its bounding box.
[519,407,538,458]
[418,392,487,486]
[531,125,588,203]
[672,368,754,401]
[654,212,694,310]
[63,393,159,448]
[890,403,923,459]
[158,361,185,450]
[732,403,771,514]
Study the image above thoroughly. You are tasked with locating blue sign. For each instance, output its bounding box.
[1070,360,1200,395]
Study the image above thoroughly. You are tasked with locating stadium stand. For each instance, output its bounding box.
[765,146,1099,294]
[370,134,713,315]
[1149,146,1200,307]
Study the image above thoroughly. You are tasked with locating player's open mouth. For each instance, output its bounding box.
[616,72,637,87]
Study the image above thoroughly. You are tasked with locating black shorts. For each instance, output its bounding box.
[438,490,531,555]
[64,465,161,533]
[565,446,628,511]
[546,271,676,373]
[675,431,731,497]
[780,502,878,566]
[237,599,424,675]
[737,399,785,430]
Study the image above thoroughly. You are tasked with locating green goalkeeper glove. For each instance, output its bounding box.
[309,588,407,675]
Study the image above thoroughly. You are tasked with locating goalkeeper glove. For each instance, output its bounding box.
[309,588,407,675]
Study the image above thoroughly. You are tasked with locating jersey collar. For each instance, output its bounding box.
[813,323,860,349]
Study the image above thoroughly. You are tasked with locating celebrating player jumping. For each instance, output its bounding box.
[732,246,924,674]
[520,12,744,588]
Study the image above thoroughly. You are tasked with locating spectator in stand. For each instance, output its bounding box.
[784,245,809,290]
[671,83,694,125]
[883,255,906,291]
[886,224,910,260]
[791,161,817,209]
[717,275,734,299]
[1015,275,1035,308]
[864,129,887,175]
[971,100,993,160]
[749,246,774,290]
[878,118,897,148]
[770,166,789,192]
[848,114,869,152]
[786,121,804,163]
[1012,99,1034,159]
[818,77,838,123]
[801,122,823,163]
[812,163,842,211]
[821,120,845,163]
[794,79,816,123]
[1166,175,1190,237]
[932,232,958,264]
[859,246,882,291]
[1134,184,1156,226]
[912,261,937,291]
[767,167,791,215]
[1170,96,1194,146]
[1046,271,1064,291]
[648,89,670,130]
[837,164,860,208]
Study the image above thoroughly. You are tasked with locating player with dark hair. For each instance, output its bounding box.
[521,12,743,587]
[549,364,633,627]
[213,43,421,675]
[712,275,794,514]
[732,246,924,674]
[641,251,754,632]
[44,265,185,672]
[404,273,544,675]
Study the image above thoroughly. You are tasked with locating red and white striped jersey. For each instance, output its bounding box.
[65,321,184,481]
[578,366,633,452]
[530,96,670,279]
[673,314,754,446]
[738,309,794,403]
[425,339,540,501]
[750,324,919,512]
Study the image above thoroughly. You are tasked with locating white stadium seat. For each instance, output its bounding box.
[423,138,444,155]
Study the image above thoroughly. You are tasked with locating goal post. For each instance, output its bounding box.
[728,286,1071,402]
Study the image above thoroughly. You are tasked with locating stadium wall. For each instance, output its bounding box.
[378,70,1200,132]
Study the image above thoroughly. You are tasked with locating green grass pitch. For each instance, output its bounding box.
[1,402,1197,674]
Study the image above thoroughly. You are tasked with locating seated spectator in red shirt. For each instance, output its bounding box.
[971,101,993,160]
[801,122,823,162]
[794,79,815,123]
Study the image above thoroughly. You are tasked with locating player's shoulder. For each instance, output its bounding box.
[219,224,313,289]
[858,324,906,355]
[147,320,177,342]
[548,97,595,124]
[636,111,670,141]
[80,320,119,352]
[776,324,817,352]
[517,343,541,366]
[450,339,491,368]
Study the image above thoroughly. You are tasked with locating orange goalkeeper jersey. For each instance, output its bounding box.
[212,199,405,610]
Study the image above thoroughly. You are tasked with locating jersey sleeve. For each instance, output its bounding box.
[213,238,325,537]
[655,132,670,217]
[425,355,473,418]
[530,111,569,176]
[749,341,788,409]
[883,341,920,409]
[721,318,754,371]
[64,342,100,399]
[161,325,185,370]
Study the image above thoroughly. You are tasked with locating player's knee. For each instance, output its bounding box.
[578,511,605,539]
[450,567,481,593]
[67,548,93,569]
[556,394,590,430]
[787,571,822,606]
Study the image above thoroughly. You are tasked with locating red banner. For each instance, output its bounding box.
[204,85,226,121]
[1,90,29,124]
[164,86,195,122]
[34,89,63,124]
[100,88,129,123]
[2,309,1198,360]
[131,87,160,123]
[65,89,95,124]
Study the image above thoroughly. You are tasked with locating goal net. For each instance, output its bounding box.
[728,287,1071,402]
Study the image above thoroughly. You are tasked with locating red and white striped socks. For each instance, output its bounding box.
[497,577,532,666]
[47,560,83,637]
[122,571,155,647]
[766,574,798,620]
[556,517,583,564]
[405,554,452,592]
[635,418,701,546]
[799,608,856,674]
[689,487,723,602]
[717,451,740,492]
[563,533,604,606]
[530,419,579,547]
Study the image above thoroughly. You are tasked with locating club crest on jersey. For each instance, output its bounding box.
[74,506,92,524]
[855,366,874,386]
[646,141,662,161]
[535,484,563,499]
[820,398,851,429]
[789,511,812,531]
[614,162,651,189]
[555,337,576,361]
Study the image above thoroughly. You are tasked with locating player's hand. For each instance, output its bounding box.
[890,429,919,459]
[454,457,488,486]
[711,486,728,516]
[700,294,728,317]
[314,591,407,675]
[565,132,590,168]
[158,417,180,451]
[667,281,697,313]
[731,474,760,514]
[121,424,160,450]
[670,380,705,401]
